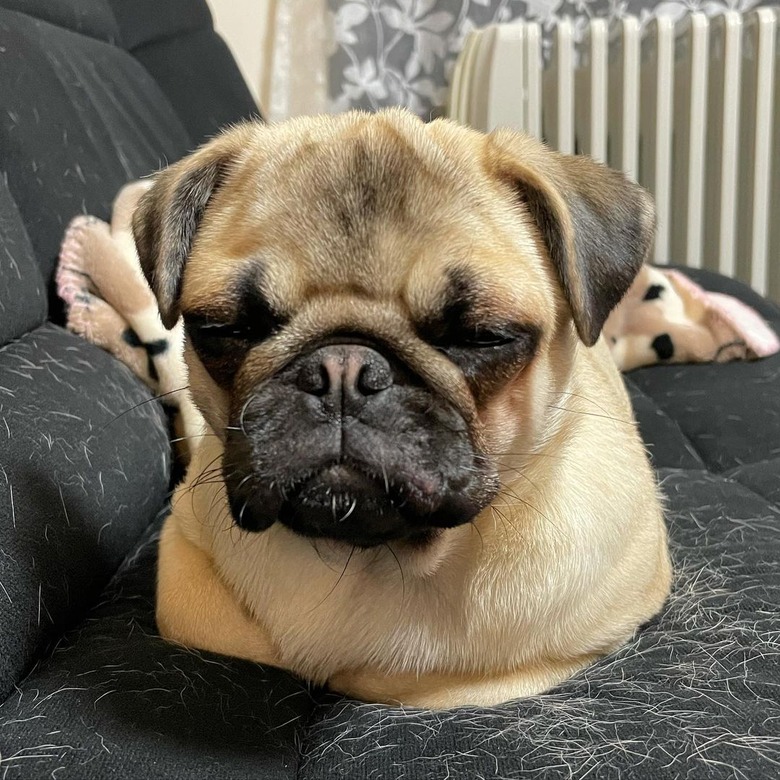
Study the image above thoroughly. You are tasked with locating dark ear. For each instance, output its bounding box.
[488,130,656,346]
[132,139,237,329]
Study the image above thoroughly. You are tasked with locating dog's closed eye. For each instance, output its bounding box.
[186,317,283,342]
[185,274,287,341]
[183,283,288,385]
[434,324,530,350]
[421,319,540,396]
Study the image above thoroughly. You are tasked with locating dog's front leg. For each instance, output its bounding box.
[156,516,282,667]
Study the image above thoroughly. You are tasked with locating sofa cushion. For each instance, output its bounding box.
[130,26,262,147]
[106,0,212,51]
[0,520,314,780]
[0,323,170,703]
[0,181,47,345]
[726,457,780,507]
[0,0,120,43]
[296,467,780,780]
[106,0,260,146]
[629,354,780,472]
[0,0,262,723]
[0,7,192,291]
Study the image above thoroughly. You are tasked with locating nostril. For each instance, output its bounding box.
[357,362,393,395]
[297,362,330,396]
[297,346,394,402]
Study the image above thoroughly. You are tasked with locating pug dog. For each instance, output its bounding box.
[133,108,672,708]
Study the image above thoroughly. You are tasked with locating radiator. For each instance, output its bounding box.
[448,10,780,300]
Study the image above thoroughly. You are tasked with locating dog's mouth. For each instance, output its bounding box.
[225,456,488,548]
[278,463,415,547]
[220,340,499,547]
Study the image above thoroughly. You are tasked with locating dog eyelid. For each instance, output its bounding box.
[458,327,518,348]
[184,313,285,343]
[423,321,537,351]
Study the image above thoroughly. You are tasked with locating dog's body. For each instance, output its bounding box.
[134,109,671,708]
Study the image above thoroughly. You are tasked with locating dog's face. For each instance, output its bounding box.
[134,110,654,548]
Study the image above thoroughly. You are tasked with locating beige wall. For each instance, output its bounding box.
[206,0,270,109]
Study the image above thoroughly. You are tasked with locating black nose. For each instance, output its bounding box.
[296,345,393,412]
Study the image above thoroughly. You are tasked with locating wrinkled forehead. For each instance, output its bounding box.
[224,124,479,240]
[180,120,553,322]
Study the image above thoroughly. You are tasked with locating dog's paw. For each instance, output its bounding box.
[56,215,108,306]
[65,210,159,326]
[60,214,118,280]
[60,214,111,266]
[67,291,157,388]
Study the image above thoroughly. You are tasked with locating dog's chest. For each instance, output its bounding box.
[200,512,581,680]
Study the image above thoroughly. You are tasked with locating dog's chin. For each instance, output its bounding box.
[278,465,418,547]
[226,462,485,548]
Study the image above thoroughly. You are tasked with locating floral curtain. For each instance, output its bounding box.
[266,0,767,120]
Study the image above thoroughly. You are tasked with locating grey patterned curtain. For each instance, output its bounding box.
[325,0,766,117]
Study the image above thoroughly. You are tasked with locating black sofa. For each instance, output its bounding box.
[1,1,779,777]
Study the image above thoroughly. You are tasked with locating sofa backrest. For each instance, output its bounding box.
[0,0,259,334]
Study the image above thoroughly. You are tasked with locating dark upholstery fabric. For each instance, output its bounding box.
[0,520,315,779]
[0,0,120,42]
[1,1,778,778]
[106,0,212,50]
[0,324,170,703]
[0,0,258,292]
[0,2,283,774]
[0,181,47,345]
[132,27,262,147]
[0,6,192,287]
[107,0,260,146]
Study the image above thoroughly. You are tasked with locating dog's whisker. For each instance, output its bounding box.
[236,473,253,492]
[338,498,358,524]
[546,404,634,425]
[190,454,225,482]
[468,519,485,554]
[498,466,544,494]
[306,544,357,613]
[383,542,406,604]
[170,432,220,444]
[558,389,616,417]
[489,505,516,538]
[239,396,253,437]
[189,467,223,484]
[477,450,565,462]
[103,385,191,428]
[495,485,572,543]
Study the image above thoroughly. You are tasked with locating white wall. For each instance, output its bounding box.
[206,0,271,108]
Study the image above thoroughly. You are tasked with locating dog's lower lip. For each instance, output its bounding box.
[321,463,380,489]
[312,460,440,501]
[294,464,389,506]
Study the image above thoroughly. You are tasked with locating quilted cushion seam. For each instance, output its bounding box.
[648,404,772,476]
[627,381,708,471]
[720,472,780,516]
[0,4,123,47]
[126,19,214,57]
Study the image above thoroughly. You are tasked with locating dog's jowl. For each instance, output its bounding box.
[133,109,672,708]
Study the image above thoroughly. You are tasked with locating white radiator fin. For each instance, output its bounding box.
[448,10,780,300]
